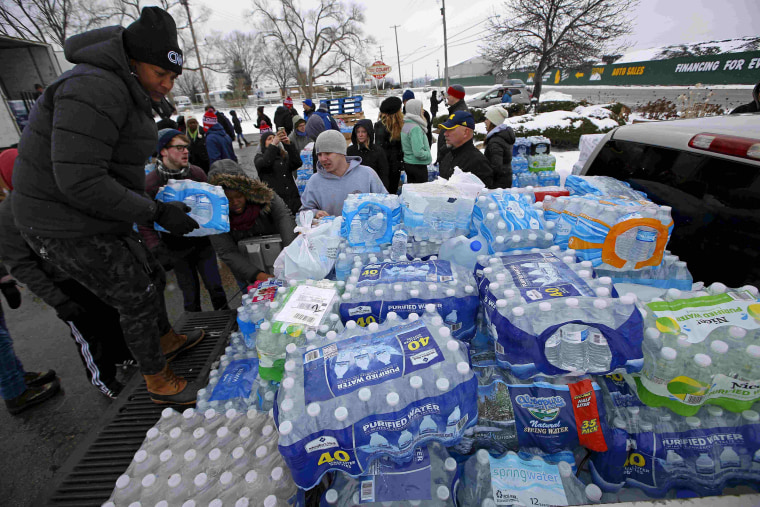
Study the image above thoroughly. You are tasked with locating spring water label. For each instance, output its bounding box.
[489,454,567,506]
[356,260,454,285]
[209,358,259,402]
[646,290,760,344]
[274,285,336,327]
[360,447,432,503]
[500,252,594,301]
[302,321,443,403]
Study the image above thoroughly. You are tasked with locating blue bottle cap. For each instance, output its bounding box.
[470,240,482,252]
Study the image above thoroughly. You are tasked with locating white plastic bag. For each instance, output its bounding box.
[273,211,342,281]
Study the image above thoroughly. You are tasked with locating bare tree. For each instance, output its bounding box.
[173,70,204,100]
[251,0,368,96]
[0,0,112,47]
[261,45,297,96]
[482,0,638,100]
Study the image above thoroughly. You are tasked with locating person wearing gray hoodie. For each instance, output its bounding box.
[300,130,387,217]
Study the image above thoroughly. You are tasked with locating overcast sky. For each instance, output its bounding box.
[197,0,758,84]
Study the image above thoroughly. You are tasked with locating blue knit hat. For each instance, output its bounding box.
[402,89,415,102]
[303,98,314,109]
[156,128,183,153]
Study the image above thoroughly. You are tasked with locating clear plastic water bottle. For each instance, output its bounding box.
[391,229,409,261]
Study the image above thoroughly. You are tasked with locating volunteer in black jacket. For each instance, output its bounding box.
[436,84,469,163]
[483,105,516,188]
[438,111,494,187]
[254,129,303,215]
[347,119,390,190]
[11,7,203,405]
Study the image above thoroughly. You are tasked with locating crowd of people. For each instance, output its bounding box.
[0,5,519,414]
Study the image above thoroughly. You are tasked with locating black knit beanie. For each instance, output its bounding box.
[380,96,402,114]
[124,7,183,75]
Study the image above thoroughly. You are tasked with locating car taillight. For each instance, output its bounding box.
[688,133,760,161]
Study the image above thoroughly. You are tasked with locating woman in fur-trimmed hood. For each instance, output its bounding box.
[207,160,297,286]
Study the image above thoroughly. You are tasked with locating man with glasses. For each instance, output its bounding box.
[140,129,229,313]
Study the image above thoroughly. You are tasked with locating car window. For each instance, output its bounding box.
[586,139,760,286]
[508,89,521,95]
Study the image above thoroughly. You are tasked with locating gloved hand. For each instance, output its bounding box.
[150,244,175,272]
[0,279,21,309]
[154,201,199,236]
[54,299,86,322]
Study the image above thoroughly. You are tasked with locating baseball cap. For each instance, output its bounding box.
[439,111,475,130]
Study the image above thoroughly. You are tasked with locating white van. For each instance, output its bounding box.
[173,95,192,112]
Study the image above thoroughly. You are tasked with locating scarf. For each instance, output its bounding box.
[187,128,198,141]
[486,123,511,140]
[295,129,307,136]
[229,203,261,231]
[405,112,427,130]
[156,159,191,184]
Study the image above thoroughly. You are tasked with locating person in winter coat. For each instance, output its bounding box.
[176,115,186,133]
[202,107,217,133]
[229,110,250,148]
[11,6,203,405]
[216,110,236,140]
[302,98,316,120]
[0,150,133,399]
[730,81,760,114]
[255,130,302,215]
[274,99,294,135]
[375,96,404,193]
[313,101,340,131]
[206,122,238,166]
[430,90,443,118]
[402,90,432,146]
[301,130,387,217]
[438,111,494,187]
[185,115,210,173]
[483,106,516,188]
[400,99,432,183]
[305,113,327,142]
[347,119,390,190]
[140,129,229,312]
[208,161,297,288]
[436,84,469,163]
[288,116,311,154]
[255,106,273,133]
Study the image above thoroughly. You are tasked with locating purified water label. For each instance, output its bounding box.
[209,358,259,402]
[489,453,567,506]
[274,285,336,327]
[500,252,594,301]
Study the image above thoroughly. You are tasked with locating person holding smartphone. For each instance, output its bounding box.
[254,127,303,214]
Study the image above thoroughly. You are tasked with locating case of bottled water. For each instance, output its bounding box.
[591,378,760,498]
[457,449,607,507]
[341,194,401,247]
[155,179,230,236]
[106,408,301,507]
[195,354,261,414]
[475,249,645,378]
[319,443,458,506]
[274,313,478,489]
[633,283,760,415]
[510,155,529,187]
[296,144,314,195]
[512,137,532,157]
[472,190,555,254]
[564,175,648,201]
[594,251,693,290]
[338,259,480,342]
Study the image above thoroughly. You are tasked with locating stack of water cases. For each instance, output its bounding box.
[475,249,644,378]
[155,179,230,236]
[339,259,480,342]
[105,408,299,507]
[511,136,559,188]
[542,195,674,271]
[341,194,401,247]
[257,279,342,381]
[319,443,459,506]
[274,312,478,489]
[593,374,760,497]
[472,189,556,254]
[296,143,314,195]
[633,283,760,415]
[400,177,481,241]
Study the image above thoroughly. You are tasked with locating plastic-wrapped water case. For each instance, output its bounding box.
[472,190,555,254]
[594,251,693,290]
[319,443,458,506]
[274,314,478,489]
[155,179,229,236]
[341,194,401,247]
[339,259,480,341]
[564,175,648,201]
[475,250,644,378]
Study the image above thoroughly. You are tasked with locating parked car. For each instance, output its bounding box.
[173,95,192,112]
[580,113,760,287]
[467,83,531,108]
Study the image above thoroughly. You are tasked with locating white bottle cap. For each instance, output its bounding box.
[209,448,222,462]
[386,392,400,407]
[194,473,208,487]
[747,345,760,359]
[168,473,182,488]
[409,313,421,322]
[160,449,172,462]
[410,376,423,389]
[694,353,712,368]
[217,426,229,438]
[184,449,197,461]
[264,495,277,507]
[170,427,182,439]
[220,471,233,485]
[444,457,457,472]
[374,289,383,297]
[595,287,610,297]
[282,377,295,390]
[245,470,258,483]
[446,288,456,297]
[557,461,573,477]
[260,321,271,331]
[161,407,175,419]
[271,467,284,481]
[134,450,148,463]
[685,416,701,428]
[146,427,160,440]
[627,406,640,416]
[325,489,339,504]
[358,387,372,402]
[512,306,525,317]
[710,282,727,293]
[730,326,747,339]
[496,299,507,308]
[326,330,337,341]
[285,343,297,354]
[284,360,296,372]
[585,484,602,502]
[307,403,321,417]
[394,284,403,292]
[666,288,682,299]
[486,212,495,220]
[660,347,677,361]
[410,289,419,298]
[539,302,551,312]
[436,326,451,338]
[437,378,450,391]
[436,486,450,500]
[387,311,399,321]
[457,362,470,375]
[256,445,267,458]
[235,499,250,507]
[239,427,251,439]
[476,449,489,465]
[495,235,505,244]
[645,327,660,340]
[432,316,444,326]
[565,298,579,308]
[279,420,293,435]
[578,270,591,279]
[489,283,500,292]
[742,410,760,423]
[115,475,130,489]
[262,424,274,437]
[156,502,168,507]
[707,405,724,417]
[232,446,245,459]
[335,406,349,421]
[182,501,196,507]
[545,233,554,241]
[447,339,459,351]
[368,322,380,331]
[593,299,608,309]
[710,340,729,355]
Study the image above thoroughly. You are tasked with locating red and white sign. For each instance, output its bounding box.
[366,61,392,80]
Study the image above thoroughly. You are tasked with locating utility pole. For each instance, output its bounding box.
[379,46,384,61]
[180,0,209,104]
[391,25,402,87]
[437,60,440,83]
[440,0,449,90]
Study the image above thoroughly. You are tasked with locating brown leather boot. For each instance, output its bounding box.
[161,328,206,362]
[143,364,198,405]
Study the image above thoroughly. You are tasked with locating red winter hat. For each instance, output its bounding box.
[284,97,293,108]
[202,110,217,132]
[0,148,17,191]
[447,84,466,100]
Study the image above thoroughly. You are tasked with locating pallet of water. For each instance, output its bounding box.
[475,249,645,378]
[274,311,478,489]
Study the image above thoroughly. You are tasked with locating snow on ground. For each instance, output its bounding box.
[540,90,574,101]
[554,149,580,174]
[614,37,758,64]
[503,109,619,132]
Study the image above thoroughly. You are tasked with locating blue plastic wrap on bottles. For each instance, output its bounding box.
[590,383,760,498]
[530,135,552,155]
[475,250,644,378]
[339,259,479,341]
[472,189,555,254]
[564,175,648,200]
[154,179,229,236]
[274,314,478,489]
[319,443,459,506]
[512,137,532,157]
[341,194,401,247]
[594,251,693,290]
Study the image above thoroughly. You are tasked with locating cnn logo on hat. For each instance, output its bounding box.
[168,51,183,66]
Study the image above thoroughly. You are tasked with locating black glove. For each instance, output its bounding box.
[54,299,86,322]
[154,201,199,236]
[0,280,21,309]
[150,244,175,272]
